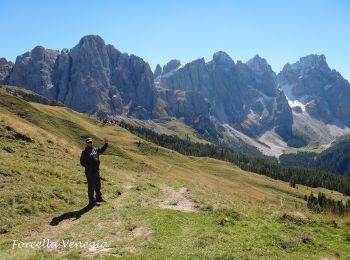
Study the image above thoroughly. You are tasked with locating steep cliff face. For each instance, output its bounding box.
[154,64,162,78]
[278,54,350,125]
[162,59,181,74]
[246,55,278,96]
[3,35,350,156]
[158,52,293,140]
[7,35,156,119]
[9,46,59,99]
[0,58,13,84]
[156,87,212,135]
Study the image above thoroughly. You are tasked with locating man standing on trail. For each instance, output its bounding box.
[80,137,108,206]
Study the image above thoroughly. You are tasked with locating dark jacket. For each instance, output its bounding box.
[80,143,108,174]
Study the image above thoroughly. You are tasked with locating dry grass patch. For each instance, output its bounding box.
[158,186,199,212]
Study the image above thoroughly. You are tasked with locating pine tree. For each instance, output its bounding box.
[289,177,296,188]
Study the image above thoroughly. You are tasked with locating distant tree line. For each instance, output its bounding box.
[305,192,350,216]
[280,139,350,177]
[103,118,350,196]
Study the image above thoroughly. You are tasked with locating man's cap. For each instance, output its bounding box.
[86,137,93,143]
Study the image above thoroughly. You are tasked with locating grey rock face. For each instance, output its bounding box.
[273,91,293,139]
[9,46,59,99]
[154,64,162,78]
[159,51,293,139]
[278,54,350,125]
[162,59,181,74]
[0,58,13,84]
[6,35,349,151]
[156,87,211,133]
[53,48,71,103]
[7,35,156,119]
[246,55,278,96]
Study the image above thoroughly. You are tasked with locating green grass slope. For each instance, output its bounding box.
[114,116,210,144]
[0,87,350,259]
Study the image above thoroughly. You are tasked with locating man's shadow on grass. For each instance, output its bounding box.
[49,204,96,226]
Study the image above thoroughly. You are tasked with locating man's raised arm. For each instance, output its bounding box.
[98,137,109,154]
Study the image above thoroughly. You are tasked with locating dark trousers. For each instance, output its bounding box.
[85,171,102,203]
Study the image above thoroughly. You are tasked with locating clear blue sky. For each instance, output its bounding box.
[1,0,349,79]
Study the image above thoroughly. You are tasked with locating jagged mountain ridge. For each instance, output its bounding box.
[1,36,215,134]
[155,53,350,153]
[278,54,350,124]
[0,58,13,84]
[6,36,156,119]
[2,35,350,156]
[277,54,350,145]
[156,53,293,141]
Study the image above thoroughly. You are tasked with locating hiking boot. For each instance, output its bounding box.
[96,197,106,203]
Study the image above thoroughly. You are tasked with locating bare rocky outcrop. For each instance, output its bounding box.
[156,87,213,136]
[153,64,162,78]
[162,59,181,74]
[158,52,293,140]
[246,54,279,96]
[0,58,13,84]
[3,35,350,155]
[7,35,156,119]
[278,54,350,126]
[9,46,59,99]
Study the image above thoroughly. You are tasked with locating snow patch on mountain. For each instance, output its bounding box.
[287,99,306,112]
[280,83,310,112]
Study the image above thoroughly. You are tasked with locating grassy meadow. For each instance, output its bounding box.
[0,87,350,259]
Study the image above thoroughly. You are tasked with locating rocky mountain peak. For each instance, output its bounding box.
[157,51,292,140]
[5,35,156,119]
[0,58,14,84]
[278,54,332,95]
[282,54,330,76]
[163,59,181,74]
[24,46,59,61]
[212,51,234,64]
[0,57,11,64]
[246,54,273,75]
[244,54,278,96]
[31,45,47,54]
[278,54,350,126]
[78,35,106,48]
[4,36,350,154]
[299,54,327,68]
[8,46,59,98]
[154,64,162,78]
